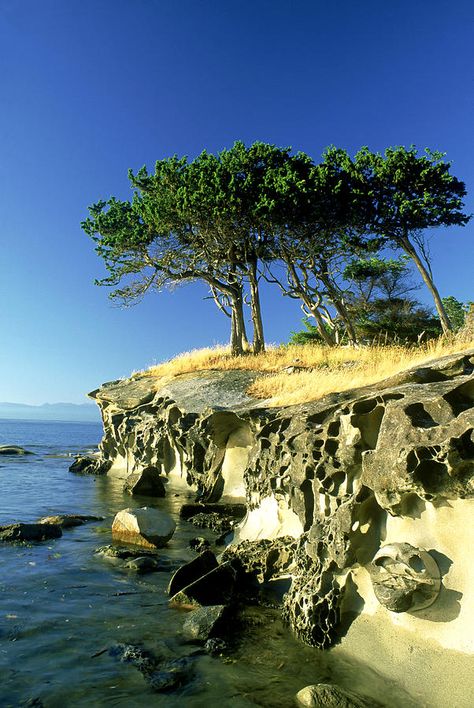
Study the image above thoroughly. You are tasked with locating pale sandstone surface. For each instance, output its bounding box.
[90,349,474,707]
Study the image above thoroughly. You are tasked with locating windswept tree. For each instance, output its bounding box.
[83,141,315,355]
[352,146,471,334]
[264,147,378,345]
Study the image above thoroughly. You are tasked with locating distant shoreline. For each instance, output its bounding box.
[0,417,102,425]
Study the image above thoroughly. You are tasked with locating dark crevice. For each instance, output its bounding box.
[404,403,439,429]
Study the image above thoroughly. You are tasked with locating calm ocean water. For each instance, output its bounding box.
[0,419,412,707]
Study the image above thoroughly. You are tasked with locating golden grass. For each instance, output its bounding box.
[140,337,474,407]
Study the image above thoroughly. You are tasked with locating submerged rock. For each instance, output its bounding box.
[69,455,110,475]
[182,604,228,641]
[124,556,163,573]
[111,507,176,548]
[189,537,211,553]
[295,683,377,707]
[204,637,227,655]
[109,643,195,693]
[0,445,33,455]
[0,522,62,542]
[38,514,104,528]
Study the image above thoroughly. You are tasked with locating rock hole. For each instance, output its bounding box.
[443,380,474,417]
[352,398,378,415]
[324,439,339,456]
[327,420,341,437]
[404,403,439,429]
[300,479,314,532]
[381,393,405,402]
[350,405,385,450]
[413,459,448,494]
[408,555,425,573]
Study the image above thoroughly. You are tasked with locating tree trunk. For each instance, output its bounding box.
[399,234,452,334]
[248,260,265,354]
[284,259,336,346]
[309,304,337,346]
[319,273,358,344]
[230,286,247,356]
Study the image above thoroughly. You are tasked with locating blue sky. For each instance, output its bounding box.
[0,0,473,404]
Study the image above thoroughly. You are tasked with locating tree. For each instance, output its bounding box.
[352,146,471,334]
[441,296,473,331]
[265,147,379,346]
[83,141,315,355]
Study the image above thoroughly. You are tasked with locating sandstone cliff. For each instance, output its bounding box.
[89,349,474,707]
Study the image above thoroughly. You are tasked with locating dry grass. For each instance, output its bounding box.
[141,337,474,407]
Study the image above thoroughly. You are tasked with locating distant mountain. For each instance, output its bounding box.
[0,401,101,422]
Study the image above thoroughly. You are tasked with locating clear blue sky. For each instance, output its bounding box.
[0,0,473,404]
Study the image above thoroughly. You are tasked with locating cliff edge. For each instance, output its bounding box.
[89,348,474,707]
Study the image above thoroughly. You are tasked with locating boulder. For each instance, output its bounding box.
[112,507,176,548]
[168,550,218,597]
[0,522,62,542]
[169,561,237,607]
[0,445,33,455]
[38,514,104,528]
[182,604,227,641]
[123,466,166,497]
[69,455,110,475]
[295,683,376,708]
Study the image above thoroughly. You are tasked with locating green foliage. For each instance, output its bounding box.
[441,296,472,331]
[288,319,328,345]
[83,140,470,351]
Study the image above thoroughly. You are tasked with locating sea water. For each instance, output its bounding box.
[0,419,415,707]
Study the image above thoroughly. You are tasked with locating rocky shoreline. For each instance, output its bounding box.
[12,348,470,706]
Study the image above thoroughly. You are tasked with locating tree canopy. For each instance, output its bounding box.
[82,141,470,352]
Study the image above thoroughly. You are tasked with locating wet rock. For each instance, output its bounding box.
[204,637,227,655]
[168,550,218,597]
[38,514,104,528]
[222,537,297,583]
[0,445,33,455]
[123,466,166,497]
[148,657,195,692]
[295,683,376,707]
[110,642,158,675]
[124,556,163,573]
[169,561,237,607]
[182,604,228,641]
[95,544,159,560]
[189,512,235,535]
[0,522,62,542]
[112,507,175,548]
[69,455,110,475]
[180,502,247,521]
[191,512,235,534]
[109,643,195,693]
[189,537,211,553]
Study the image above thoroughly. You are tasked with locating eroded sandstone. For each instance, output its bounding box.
[90,349,474,707]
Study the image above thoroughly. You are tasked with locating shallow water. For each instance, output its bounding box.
[0,419,416,707]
